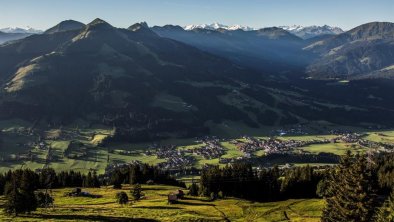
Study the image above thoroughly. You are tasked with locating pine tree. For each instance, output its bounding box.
[36,191,54,208]
[188,183,199,196]
[374,190,394,222]
[4,174,37,216]
[322,152,378,222]
[130,165,142,185]
[92,171,101,188]
[111,169,123,189]
[131,183,142,201]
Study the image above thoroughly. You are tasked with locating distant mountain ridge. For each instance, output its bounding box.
[0,26,43,44]
[184,22,254,31]
[152,25,309,73]
[183,23,344,39]
[279,25,344,39]
[0,27,42,34]
[305,22,394,79]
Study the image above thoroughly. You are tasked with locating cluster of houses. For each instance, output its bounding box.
[334,133,364,143]
[233,137,261,155]
[231,136,333,156]
[144,145,195,170]
[157,154,194,170]
[258,138,329,154]
[155,145,185,159]
[109,149,138,156]
[358,139,394,152]
[190,140,225,159]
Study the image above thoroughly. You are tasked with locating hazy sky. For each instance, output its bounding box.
[1,0,393,30]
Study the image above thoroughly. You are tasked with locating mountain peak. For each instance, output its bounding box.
[128,22,149,31]
[152,25,184,32]
[128,22,158,37]
[44,20,85,34]
[87,18,113,29]
[348,22,394,37]
[279,25,344,39]
[184,23,254,31]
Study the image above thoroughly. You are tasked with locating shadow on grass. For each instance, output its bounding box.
[142,187,169,191]
[183,197,213,202]
[132,206,182,210]
[21,214,159,222]
[177,201,215,206]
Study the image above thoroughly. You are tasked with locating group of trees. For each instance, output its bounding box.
[197,163,322,202]
[3,170,38,215]
[0,168,100,194]
[115,184,143,205]
[321,151,394,222]
[0,168,100,215]
[109,164,186,188]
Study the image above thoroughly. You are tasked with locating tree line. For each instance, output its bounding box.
[108,164,186,188]
[0,168,101,195]
[195,162,322,201]
[0,164,184,215]
[193,152,394,221]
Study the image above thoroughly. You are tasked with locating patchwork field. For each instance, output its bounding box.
[0,118,393,173]
[0,184,324,222]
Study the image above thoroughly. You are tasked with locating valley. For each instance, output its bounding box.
[0,3,394,220]
[1,117,392,174]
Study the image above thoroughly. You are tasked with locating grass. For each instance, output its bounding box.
[363,131,394,143]
[297,143,365,155]
[220,141,244,159]
[0,184,324,222]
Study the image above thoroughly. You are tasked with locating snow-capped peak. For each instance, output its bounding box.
[279,25,344,39]
[279,25,305,31]
[0,26,43,34]
[184,22,254,31]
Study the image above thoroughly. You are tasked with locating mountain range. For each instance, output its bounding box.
[1,19,394,142]
[184,22,255,31]
[279,25,344,39]
[305,22,394,79]
[183,23,344,39]
[0,27,42,34]
[152,25,309,74]
[0,27,42,44]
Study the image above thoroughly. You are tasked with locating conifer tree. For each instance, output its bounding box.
[36,191,54,208]
[4,174,37,216]
[374,189,394,222]
[322,152,378,222]
[188,183,199,196]
[131,183,142,201]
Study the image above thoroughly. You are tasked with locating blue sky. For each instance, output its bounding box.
[1,0,393,30]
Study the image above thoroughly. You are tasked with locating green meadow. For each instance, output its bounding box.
[0,184,324,222]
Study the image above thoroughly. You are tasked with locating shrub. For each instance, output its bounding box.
[116,191,129,205]
[36,192,54,208]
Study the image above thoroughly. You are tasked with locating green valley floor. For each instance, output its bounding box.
[0,184,324,222]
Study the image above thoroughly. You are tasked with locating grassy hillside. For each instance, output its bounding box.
[0,184,324,221]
